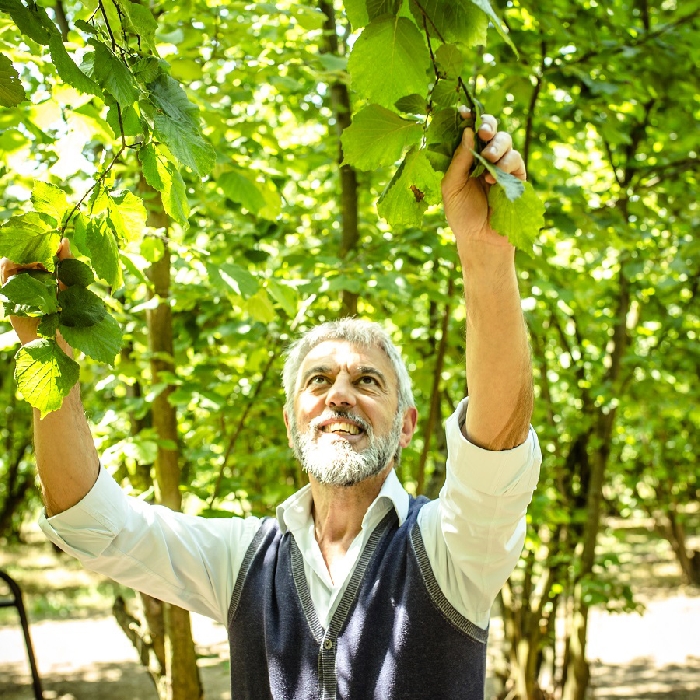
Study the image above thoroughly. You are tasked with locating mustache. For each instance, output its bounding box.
[309,410,371,434]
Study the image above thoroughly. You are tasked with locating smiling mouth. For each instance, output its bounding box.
[321,422,363,436]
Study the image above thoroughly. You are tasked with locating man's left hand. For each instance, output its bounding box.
[442,112,526,253]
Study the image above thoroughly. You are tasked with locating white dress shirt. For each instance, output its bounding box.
[39,397,541,630]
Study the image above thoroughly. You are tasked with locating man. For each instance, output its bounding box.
[3,114,541,699]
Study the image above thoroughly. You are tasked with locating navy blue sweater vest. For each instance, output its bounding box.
[227,497,488,699]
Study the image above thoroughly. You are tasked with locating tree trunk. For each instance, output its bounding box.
[416,280,453,495]
[319,0,359,317]
[563,269,630,700]
[145,193,203,700]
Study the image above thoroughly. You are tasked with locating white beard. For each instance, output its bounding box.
[290,410,403,487]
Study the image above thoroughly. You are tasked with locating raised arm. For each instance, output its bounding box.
[1,242,99,515]
[442,114,533,451]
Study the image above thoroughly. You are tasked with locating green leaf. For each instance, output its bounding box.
[58,286,107,328]
[341,104,422,170]
[432,78,461,107]
[377,148,443,226]
[86,218,122,289]
[49,35,102,97]
[140,236,164,263]
[140,144,190,226]
[394,94,428,114]
[435,44,464,79]
[106,102,143,137]
[214,263,259,299]
[91,41,140,107]
[472,151,524,201]
[0,272,57,317]
[467,0,516,53]
[132,57,163,86]
[267,279,297,317]
[0,214,60,271]
[347,16,430,109]
[219,170,267,214]
[57,258,95,287]
[343,0,369,29]
[246,289,276,324]
[488,181,545,253]
[108,190,147,242]
[411,0,487,46]
[38,312,59,338]
[367,0,402,20]
[426,107,464,147]
[14,338,80,418]
[0,0,53,45]
[124,1,158,52]
[0,53,25,107]
[139,143,165,191]
[149,74,215,176]
[31,182,69,225]
[59,312,122,365]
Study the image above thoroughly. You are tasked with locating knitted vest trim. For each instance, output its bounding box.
[227,518,273,628]
[410,522,488,644]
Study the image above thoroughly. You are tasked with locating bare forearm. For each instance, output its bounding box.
[34,380,100,516]
[13,320,99,516]
[461,245,533,450]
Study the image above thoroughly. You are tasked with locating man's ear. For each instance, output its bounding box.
[399,407,418,448]
[283,408,294,449]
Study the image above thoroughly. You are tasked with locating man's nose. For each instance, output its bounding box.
[325,375,356,408]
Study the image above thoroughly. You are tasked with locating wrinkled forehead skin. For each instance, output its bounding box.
[294,339,399,401]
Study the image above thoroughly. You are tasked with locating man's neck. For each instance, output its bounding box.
[309,464,393,581]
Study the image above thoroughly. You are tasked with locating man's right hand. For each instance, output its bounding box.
[1,238,73,346]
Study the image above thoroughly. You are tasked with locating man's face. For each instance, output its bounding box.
[284,340,416,487]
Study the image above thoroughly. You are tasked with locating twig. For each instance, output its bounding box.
[60,146,125,233]
[98,0,116,51]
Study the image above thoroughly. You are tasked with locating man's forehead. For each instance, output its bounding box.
[300,340,394,375]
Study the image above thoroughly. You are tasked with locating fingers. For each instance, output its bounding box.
[57,238,73,261]
[481,131,512,163]
[478,115,497,142]
[0,239,73,285]
[0,259,16,285]
[498,150,526,181]
[0,259,44,285]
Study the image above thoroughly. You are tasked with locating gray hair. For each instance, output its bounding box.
[282,318,415,418]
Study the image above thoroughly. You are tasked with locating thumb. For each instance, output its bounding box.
[442,127,475,194]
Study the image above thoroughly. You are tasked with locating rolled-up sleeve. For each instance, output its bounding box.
[417,397,542,629]
[39,467,261,624]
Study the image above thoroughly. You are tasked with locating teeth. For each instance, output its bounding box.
[324,422,361,435]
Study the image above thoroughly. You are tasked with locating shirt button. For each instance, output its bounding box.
[323,639,333,650]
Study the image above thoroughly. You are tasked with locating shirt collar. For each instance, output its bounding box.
[276,468,410,535]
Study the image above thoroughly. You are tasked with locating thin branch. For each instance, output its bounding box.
[523,38,546,173]
[98,0,116,51]
[548,8,699,72]
[422,14,440,81]
[416,277,454,495]
[60,146,125,233]
[208,340,280,506]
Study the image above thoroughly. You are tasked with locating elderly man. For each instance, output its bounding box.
[5,114,541,699]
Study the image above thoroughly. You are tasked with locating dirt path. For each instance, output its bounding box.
[1,590,698,700]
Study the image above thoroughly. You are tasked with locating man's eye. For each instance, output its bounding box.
[358,376,379,386]
[309,376,328,385]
